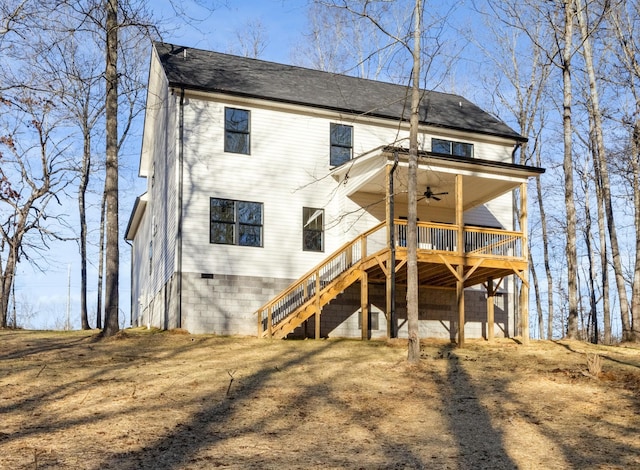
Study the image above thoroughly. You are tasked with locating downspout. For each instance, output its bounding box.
[125,239,133,327]
[177,88,185,328]
[389,151,399,337]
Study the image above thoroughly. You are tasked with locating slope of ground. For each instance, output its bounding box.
[0,329,639,469]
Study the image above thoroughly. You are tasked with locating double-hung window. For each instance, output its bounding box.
[432,138,473,158]
[210,198,263,247]
[303,207,324,252]
[330,123,353,166]
[225,107,250,154]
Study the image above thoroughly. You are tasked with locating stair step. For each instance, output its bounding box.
[257,224,388,338]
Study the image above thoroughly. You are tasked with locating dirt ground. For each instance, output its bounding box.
[0,329,639,470]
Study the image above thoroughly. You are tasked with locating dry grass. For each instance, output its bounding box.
[0,329,639,469]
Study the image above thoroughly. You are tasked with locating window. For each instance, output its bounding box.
[432,138,473,158]
[303,207,324,252]
[225,107,250,154]
[330,123,353,166]
[210,198,263,247]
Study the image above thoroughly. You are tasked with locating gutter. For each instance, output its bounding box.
[177,88,185,328]
[124,239,133,327]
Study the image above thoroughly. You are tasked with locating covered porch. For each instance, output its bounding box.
[256,148,544,346]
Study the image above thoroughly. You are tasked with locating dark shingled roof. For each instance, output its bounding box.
[154,42,526,142]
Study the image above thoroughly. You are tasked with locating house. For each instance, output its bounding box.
[125,42,545,344]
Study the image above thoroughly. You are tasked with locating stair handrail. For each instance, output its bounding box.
[255,221,387,335]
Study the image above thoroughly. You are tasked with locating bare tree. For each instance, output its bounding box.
[480,2,554,340]
[227,18,269,59]
[96,190,106,329]
[406,0,422,362]
[50,0,154,337]
[35,37,106,330]
[0,93,74,326]
[574,0,634,341]
[557,0,580,339]
[102,0,120,337]
[0,1,30,40]
[294,1,410,79]
[608,0,640,342]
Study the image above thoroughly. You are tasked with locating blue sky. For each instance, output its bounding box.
[155,0,310,63]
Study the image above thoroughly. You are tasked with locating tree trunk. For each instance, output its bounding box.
[562,0,580,339]
[589,134,611,343]
[529,250,544,339]
[631,120,640,342]
[79,128,91,330]
[406,0,421,362]
[0,254,16,328]
[102,0,119,337]
[576,0,633,341]
[96,188,106,330]
[582,166,598,343]
[533,145,555,340]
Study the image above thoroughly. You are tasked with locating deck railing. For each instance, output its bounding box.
[464,226,522,257]
[394,220,522,258]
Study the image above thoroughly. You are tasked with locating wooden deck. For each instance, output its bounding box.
[255,219,527,342]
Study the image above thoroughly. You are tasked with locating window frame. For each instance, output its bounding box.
[330,123,353,166]
[210,197,263,247]
[302,207,324,252]
[431,138,473,158]
[224,107,251,155]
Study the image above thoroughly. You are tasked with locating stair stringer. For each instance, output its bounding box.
[269,266,364,339]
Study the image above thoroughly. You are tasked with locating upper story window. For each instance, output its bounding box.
[330,123,353,166]
[432,138,473,158]
[303,207,324,252]
[210,198,263,247]
[225,107,250,154]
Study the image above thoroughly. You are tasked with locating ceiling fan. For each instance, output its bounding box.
[423,186,449,201]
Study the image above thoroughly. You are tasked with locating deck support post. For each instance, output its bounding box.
[486,277,494,341]
[386,271,392,338]
[361,270,369,340]
[457,265,465,347]
[455,174,465,347]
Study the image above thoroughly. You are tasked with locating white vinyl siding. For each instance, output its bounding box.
[131,56,179,320]
[178,96,516,281]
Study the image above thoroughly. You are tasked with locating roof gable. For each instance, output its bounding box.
[154,42,526,142]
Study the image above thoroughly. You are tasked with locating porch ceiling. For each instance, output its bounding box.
[332,149,544,211]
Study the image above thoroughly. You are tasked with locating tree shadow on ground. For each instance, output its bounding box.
[433,346,518,469]
[92,340,344,469]
[0,333,90,361]
[464,341,640,469]
[553,340,640,370]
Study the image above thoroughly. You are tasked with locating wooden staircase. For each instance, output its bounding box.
[255,222,388,339]
[255,219,527,339]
